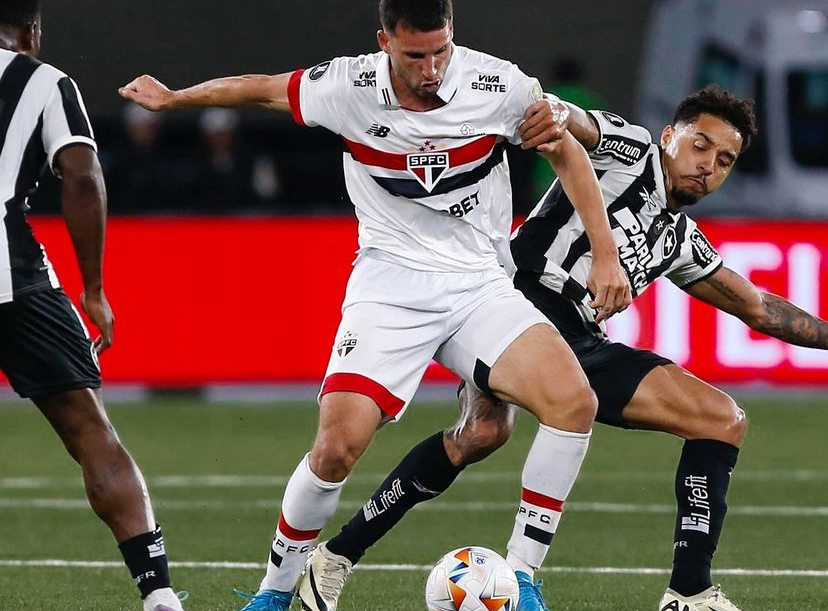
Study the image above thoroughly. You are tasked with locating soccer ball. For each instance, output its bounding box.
[425,546,519,611]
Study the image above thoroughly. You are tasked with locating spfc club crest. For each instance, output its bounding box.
[407,148,449,193]
[336,331,358,357]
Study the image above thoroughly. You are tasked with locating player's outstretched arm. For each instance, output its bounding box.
[118,72,293,112]
[56,145,114,354]
[539,132,631,322]
[687,266,828,349]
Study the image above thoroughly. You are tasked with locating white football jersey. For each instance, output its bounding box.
[287,45,543,272]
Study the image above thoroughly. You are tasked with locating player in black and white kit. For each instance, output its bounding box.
[0,2,184,610]
[310,86,828,611]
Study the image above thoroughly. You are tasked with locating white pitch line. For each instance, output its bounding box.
[1,497,828,517]
[2,469,827,490]
[0,559,826,577]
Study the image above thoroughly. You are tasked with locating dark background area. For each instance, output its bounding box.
[41,0,658,119]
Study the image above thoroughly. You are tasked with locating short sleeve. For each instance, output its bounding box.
[288,56,354,134]
[586,110,651,167]
[667,225,723,288]
[42,76,97,174]
[501,65,544,145]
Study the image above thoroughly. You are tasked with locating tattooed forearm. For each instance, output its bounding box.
[755,292,828,349]
[706,274,749,305]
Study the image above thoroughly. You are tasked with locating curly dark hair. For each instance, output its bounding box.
[674,85,758,153]
[0,0,40,29]
[379,0,453,33]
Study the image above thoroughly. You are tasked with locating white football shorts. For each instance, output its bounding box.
[320,251,550,420]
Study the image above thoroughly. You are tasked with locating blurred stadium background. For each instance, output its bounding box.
[2,1,828,609]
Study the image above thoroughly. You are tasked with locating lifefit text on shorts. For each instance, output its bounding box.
[680,475,711,534]
[362,478,405,522]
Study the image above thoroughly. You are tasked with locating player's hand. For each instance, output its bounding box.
[519,96,570,150]
[81,289,114,354]
[118,75,175,111]
[587,256,632,324]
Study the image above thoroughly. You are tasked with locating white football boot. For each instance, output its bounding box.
[659,585,743,611]
[298,542,353,611]
[143,588,188,611]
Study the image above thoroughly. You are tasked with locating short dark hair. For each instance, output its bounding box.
[674,85,758,153]
[0,0,40,29]
[379,0,453,33]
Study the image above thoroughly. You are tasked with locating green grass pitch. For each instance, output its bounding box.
[1,395,826,610]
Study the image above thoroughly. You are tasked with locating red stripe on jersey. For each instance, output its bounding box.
[522,488,564,512]
[288,69,305,126]
[342,135,498,171]
[321,372,405,418]
[277,514,321,541]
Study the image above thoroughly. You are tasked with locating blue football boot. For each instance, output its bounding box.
[235,589,294,611]
[515,571,550,611]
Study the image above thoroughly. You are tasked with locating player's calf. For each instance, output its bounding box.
[445,384,517,465]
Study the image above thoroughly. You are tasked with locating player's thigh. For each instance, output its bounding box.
[622,364,746,444]
[437,282,594,429]
[320,298,446,423]
[577,341,672,429]
[0,289,101,401]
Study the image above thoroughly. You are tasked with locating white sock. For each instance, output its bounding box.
[506,424,591,571]
[259,453,345,593]
[142,587,182,611]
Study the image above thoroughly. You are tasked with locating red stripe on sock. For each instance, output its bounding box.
[277,514,321,541]
[522,488,564,512]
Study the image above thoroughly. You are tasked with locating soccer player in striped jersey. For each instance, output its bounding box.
[0,2,185,610]
[120,1,633,610]
[309,86,828,611]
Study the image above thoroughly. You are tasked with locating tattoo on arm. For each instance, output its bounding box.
[757,293,828,349]
[706,274,749,306]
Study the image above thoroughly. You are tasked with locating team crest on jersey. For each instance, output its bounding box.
[309,61,331,81]
[407,144,449,193]
[336,331,358,357]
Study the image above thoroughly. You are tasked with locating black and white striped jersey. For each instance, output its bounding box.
[510,109,722,332]
[0,49,96,304]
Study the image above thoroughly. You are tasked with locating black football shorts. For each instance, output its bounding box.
[0,288,101,398]
[514,272,673,429]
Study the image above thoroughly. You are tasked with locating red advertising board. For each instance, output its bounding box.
[7,217,828,387]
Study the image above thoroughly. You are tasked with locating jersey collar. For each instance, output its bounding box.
[376,44,461,109]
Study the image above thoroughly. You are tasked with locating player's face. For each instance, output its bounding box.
[660,113,742,209]
[378,22,453,100]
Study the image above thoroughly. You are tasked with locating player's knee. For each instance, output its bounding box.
[59,412,120,464]
[310,438,363,482]
[719,397,748,445]
[535,381,597,432]
[693,395,747,446]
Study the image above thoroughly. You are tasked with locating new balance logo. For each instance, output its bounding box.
[366,123,391,138]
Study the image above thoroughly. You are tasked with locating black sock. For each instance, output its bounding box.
[670,439,739,597]
[327,431,464,564]
[118,525,172,599]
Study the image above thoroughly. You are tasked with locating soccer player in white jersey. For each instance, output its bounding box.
[0,2,185,610]
[119,1,632,610]
[312,86,828,611]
